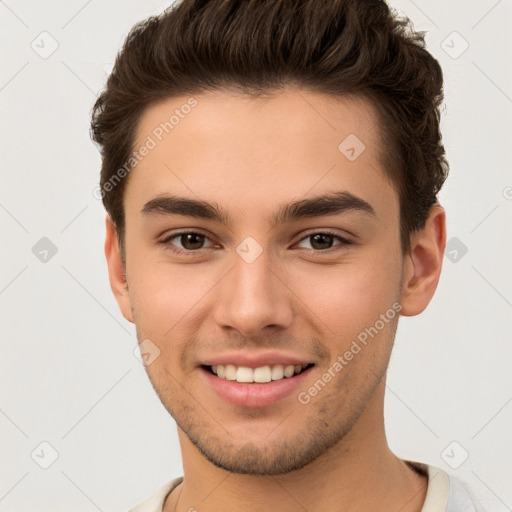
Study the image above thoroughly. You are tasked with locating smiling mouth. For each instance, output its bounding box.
[202,363,315,383]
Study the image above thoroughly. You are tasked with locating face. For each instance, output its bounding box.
[111,88,409,474]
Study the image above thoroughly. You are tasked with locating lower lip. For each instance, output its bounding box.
[200,366,314,408]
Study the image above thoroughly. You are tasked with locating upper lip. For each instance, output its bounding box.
[200,351,314,368]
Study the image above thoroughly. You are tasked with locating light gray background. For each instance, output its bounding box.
[1,1,511,511]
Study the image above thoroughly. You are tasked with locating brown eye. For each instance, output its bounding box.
[309,233,336,250]
[160,231,215,253]
[179,233,206,250]
[297,231,351,251]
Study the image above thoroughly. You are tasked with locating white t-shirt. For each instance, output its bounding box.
[127,462,484,512]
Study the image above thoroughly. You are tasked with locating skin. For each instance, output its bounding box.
[105,88,446,512]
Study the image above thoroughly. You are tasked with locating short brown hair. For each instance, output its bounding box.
[90,0,448,261]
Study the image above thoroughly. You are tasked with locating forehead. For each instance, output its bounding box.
[134,88,380,158]
[126,88,397,224]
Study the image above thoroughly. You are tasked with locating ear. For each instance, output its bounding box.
[104,214,134,323]
[400,204,446,316]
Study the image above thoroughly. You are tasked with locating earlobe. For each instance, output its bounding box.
[400,205,446,316]
[104,215,134,323]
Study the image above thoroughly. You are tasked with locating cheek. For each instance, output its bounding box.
[291,256,401,336]
[128,250,217,318]
[125,253,209,358]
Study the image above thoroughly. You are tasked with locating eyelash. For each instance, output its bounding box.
[159,230,353,256]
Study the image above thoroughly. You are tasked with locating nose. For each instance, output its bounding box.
[213,246,294,338]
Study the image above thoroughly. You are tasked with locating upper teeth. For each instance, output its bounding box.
[211,364,305,383]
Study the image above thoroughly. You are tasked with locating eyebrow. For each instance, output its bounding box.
[140,191,376,228]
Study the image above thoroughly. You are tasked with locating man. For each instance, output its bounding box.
[90,0,484,510]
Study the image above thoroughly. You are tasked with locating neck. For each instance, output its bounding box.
[165,381,428,512]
